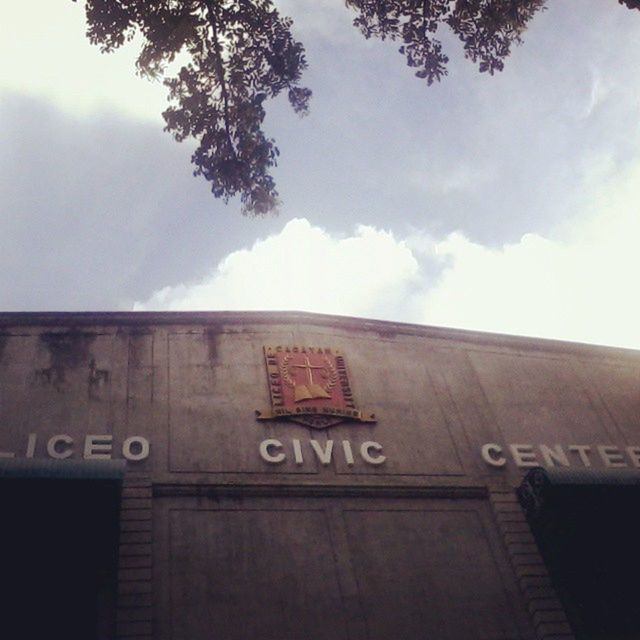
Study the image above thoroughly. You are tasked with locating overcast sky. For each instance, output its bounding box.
[1,1,640,349]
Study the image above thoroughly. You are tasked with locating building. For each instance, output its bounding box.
[0,310,639,640]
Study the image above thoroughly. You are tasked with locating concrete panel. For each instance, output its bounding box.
[468,349,614,446]
[0,334,39,442]
[156,496,532,640]
[118,330,157,473]
[292,330,464,476]
[580,360,640,444]
[0,330,120,459]
[167,330,319,473]
[425,347,506,474]
[343,507,525,639]
[167,507,349,640]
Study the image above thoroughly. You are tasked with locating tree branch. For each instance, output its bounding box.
[204,0,237,160]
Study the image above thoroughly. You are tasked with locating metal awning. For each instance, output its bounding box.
[517,466,640,639]
[517,466,640,521]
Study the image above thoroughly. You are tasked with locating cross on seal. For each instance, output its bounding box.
[290,356,331,402]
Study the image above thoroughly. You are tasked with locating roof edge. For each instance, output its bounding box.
[0,310,637,360]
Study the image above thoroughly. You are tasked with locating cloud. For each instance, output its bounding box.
[421,159,640,350]
[0,94,282,310]
[0,2,166,122]
[4,0,640,351]
[135,219,420,319]
[137,150,640,351]
[6,0,640,250]
[580,71,610,120]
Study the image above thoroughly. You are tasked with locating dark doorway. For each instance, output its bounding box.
[518,467,640,640]
[0,460,123,640]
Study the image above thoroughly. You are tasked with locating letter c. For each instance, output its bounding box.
[259,439,286,464]
[47,435,73,460]
[360,441,386,465]
[481,443,506,468]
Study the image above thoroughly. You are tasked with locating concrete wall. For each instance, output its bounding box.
[1,311,638,640]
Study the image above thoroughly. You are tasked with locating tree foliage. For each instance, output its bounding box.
[347,0,545,84]
[84,0,310,215]
[79,1,637,215]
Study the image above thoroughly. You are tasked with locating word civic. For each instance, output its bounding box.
[0,434,150,462]
[481,443,640,469]
[259,438,386,466]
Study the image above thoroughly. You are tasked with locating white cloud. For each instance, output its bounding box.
[0,0,354,122]
[422,159,640,350]
[136,155,640,351]
[135,218,420,320]
[21,1,637,351]
[580,71,610,120]
[0,1,166,122]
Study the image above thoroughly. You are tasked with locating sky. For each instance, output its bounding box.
[1,1,640,350]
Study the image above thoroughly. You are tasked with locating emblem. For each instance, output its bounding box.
[255,346,376,429]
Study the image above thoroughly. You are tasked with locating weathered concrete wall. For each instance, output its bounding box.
[1,311,638,482]
[1,312,638,640]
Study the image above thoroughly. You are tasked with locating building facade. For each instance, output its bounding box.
[0,311,639,640]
